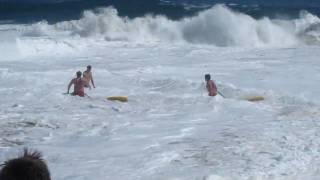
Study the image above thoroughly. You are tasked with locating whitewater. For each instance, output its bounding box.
[1,4,320,180]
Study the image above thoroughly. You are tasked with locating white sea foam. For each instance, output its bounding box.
[14,4,320,47]
[2,5,320,59]
[0,30,21,60]
[0,42,320,179]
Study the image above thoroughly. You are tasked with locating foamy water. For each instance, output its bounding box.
[1,5,320,180]
[10,5,320,47]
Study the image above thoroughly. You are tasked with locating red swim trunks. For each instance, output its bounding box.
[72,91,85,97]
[209,91,217,96]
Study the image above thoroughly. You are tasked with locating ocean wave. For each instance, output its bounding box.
[2,0,320,24]
[17,5,320,47]
[0,0,193,23]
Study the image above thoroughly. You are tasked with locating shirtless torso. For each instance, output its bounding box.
[206,80,218,96]
[83,70,95,88]
[68,78,86,97]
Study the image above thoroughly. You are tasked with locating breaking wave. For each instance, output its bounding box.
[16,5,320,47]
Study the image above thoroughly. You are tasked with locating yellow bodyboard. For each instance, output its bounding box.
[246,96,265,102]
[107,96,128,102]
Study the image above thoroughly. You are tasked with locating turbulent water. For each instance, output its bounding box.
[1,0,320,180]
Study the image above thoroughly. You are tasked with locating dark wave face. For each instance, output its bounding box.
[172,0,320,19]
[0,0,193,23]
[1,0,320,23]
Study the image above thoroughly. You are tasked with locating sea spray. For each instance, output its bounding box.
[16,5,320,47]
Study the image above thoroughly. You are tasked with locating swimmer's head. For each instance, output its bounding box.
[76,71,82,78]
[205,74,211,81]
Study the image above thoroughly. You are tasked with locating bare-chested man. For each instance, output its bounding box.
[67,71,89,97]
[205,74,218,96]
[83,65,95,88]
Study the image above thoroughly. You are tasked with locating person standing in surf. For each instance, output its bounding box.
[205,74,217,96]
[83,65,95,89]
[67,71,89,97]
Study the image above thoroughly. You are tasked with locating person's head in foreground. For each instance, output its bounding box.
[0,149,51,180]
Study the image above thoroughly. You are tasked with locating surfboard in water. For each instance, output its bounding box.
[107,96,128,102]
[245,96,265,102]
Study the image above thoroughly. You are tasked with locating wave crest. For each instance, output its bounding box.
[21,5,320,47]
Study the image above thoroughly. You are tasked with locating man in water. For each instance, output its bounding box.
[83,65,95,89]
[205,74,217,96]
[67,71,89,97]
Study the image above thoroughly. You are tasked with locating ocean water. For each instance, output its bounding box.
[1,1,320,180]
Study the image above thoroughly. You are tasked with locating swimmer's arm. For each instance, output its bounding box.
[91,73,95,88]
[67,79,74,94]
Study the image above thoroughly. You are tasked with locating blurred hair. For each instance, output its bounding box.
[0,148,51,180]
[205,74,211,81]
[76,71,82,78]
